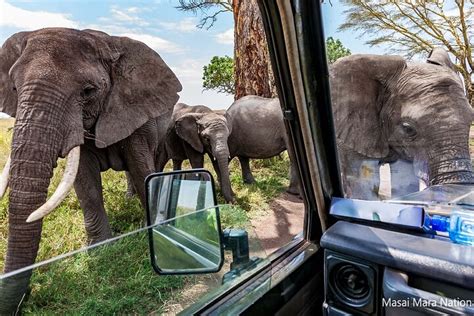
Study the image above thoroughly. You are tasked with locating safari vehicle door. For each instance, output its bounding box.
[146,0,474,315]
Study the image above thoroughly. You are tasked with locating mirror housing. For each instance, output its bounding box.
[145,169,224,275]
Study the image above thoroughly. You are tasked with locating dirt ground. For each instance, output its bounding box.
[249,192,305,255]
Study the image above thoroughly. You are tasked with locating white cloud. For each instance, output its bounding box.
[215,28,233,45]
[170,58,205,84]
[109,7,149,26]
[120,32,182,53]
[126,7,140,14]
[0,0,78,30]
[159,18,199,33]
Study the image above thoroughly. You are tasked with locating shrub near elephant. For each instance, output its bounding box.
[331,49,473,200]
[0,28,181,312]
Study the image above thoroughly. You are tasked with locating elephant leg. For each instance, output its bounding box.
[287,162,301,196]
[173,159,183,170]
[125,171,137,197]
[283,136,302,196]
[182,143,204,169]
[390,160,419,198]
[155,148,169,172]
[239,156,255,184]
[74,149,112,244]
[124,152,155,209]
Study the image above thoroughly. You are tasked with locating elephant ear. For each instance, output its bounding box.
[175,113,204,153]
[427,48,456,71]
[330,54,406,158]
[0,31,30,117]
[86,30,182,148]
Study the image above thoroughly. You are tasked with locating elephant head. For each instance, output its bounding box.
[175,111,234,202]
[0,28,181,311]
[331,49,473,187]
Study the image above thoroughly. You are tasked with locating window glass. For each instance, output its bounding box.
[322,0,474,205]
[0,1,303,313]
[0,211,269,314]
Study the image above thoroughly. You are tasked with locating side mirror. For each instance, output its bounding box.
[145,169,224,274]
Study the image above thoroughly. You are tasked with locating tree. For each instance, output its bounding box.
[202,55,235,94]
[326,37,351,64]
[339,0,474,104]
[203,37,351,95]
[177,0,277,100]
[233,0,276,99]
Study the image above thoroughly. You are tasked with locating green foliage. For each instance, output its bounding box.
[22,233,188,314]
[202,55,235,95]
[326,37,351,64]
[202,38,351,96]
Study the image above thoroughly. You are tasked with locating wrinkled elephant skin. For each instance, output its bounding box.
[330,49,473,199]
[0,28,181,313]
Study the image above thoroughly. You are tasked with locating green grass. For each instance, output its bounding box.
[0,118,291,314]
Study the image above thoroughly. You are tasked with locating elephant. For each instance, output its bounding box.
[0,28,181,313]
[330,49,473,200]
[225,95,301,196]
[163,103,234,202]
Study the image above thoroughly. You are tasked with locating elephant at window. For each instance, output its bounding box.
[225,95,301,197]
[0,28,181,312]
[331,49,473,200]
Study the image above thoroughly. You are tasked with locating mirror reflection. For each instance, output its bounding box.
[152,207,222,273]
[147,171,216,224]
[146,170,223,274]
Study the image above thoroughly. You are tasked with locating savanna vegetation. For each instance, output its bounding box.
[0,118,291,314]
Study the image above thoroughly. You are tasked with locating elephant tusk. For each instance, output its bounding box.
[26,146,81,223]
[0,155,11,199]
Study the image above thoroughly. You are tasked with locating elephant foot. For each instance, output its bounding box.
[243,177,256,184]
[286,186,300,196]
[87,230,113,245]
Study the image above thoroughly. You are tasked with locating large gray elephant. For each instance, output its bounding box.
[331,49,473,199]
[164,103,234,202]
[225,95,301,196]
[0,28,181,312]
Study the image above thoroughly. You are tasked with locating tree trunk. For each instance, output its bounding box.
[233,0,277,100]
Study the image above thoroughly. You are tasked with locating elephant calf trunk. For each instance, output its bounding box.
[26,146,81,222]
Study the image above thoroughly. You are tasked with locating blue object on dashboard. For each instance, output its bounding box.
[449,210,474,245]
[428,211,474,246]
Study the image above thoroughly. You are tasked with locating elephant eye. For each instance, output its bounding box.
[81,85,97,99]
[401,122,417,138]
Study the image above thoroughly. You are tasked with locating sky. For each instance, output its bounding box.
[0,1,467,118]
[0,0,235,118]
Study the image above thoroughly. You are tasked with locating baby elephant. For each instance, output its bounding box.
[165,103,234,201]
[226,95,300,196]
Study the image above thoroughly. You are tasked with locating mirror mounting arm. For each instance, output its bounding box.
[222,229,250,269]
[221,229,264,284]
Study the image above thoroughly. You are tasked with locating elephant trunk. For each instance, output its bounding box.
[428,136,474,185]
[429,157,473,185]
[213,141,233,203]
[0,88,70,312]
